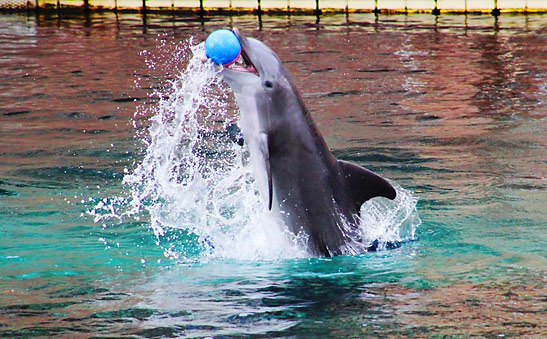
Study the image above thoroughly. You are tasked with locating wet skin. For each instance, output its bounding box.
[220,29,396,256]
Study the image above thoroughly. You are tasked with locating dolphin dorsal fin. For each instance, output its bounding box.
[337,160,396,210]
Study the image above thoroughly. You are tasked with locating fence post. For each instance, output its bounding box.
[315,0,321,15]
[374,0,379,14]
[142,0,147,13]
[432,0,440,15]
[491,0,500,15]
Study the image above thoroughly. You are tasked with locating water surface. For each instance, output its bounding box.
[0,12,545,337]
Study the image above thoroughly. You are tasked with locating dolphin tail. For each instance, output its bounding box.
[337,160,396,211]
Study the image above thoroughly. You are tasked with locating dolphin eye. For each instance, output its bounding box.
[263,80,274,89]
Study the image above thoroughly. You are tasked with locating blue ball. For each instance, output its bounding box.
[204,29,242,66]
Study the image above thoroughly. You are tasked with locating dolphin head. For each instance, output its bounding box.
[216,28,305,212]
[219,28,294,96]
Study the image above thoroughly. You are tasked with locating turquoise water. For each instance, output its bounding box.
[1,12,545,336]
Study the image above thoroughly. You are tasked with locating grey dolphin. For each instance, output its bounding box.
[219,29,396,257]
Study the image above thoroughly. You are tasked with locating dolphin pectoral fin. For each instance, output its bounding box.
[337,160,396,210]
[259,133,273,210]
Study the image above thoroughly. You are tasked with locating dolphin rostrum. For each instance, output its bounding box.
[218,29,396,257]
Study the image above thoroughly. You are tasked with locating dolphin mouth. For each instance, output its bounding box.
[225,51,258,75]
[224,29,259,76]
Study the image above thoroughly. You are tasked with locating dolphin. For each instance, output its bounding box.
[218,29,396,257]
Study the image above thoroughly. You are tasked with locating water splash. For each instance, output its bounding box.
[90,37,420,261]
[332,182,419,255]
[88,38,305,261]
[359,182,420,248]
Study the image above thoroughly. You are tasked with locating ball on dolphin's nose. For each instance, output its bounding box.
[204,29,241,66]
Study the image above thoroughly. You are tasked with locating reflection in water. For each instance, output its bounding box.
[1,258,543,337]
[0,12,545,337]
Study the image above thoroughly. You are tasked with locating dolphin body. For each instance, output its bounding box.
[219,29,396,257]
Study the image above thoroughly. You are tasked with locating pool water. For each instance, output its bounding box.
[0,12,545,337]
